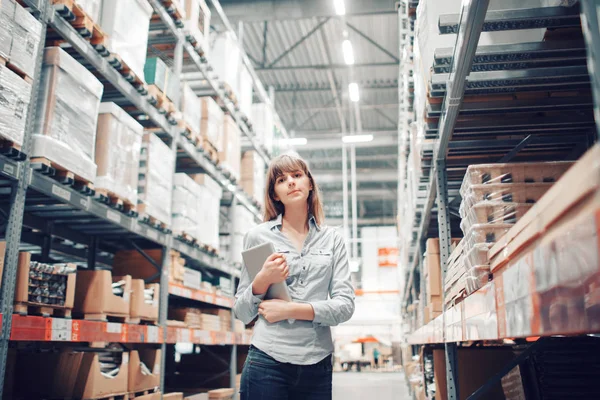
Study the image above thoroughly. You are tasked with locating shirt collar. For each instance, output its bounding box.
[269,214,321,231]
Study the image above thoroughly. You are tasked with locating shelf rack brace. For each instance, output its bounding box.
[580,0,600,140]
[87,236,98,269]
[40,220,54,262]
[498,134,533,163]
[0,2,48,397]
[126,239,162,279]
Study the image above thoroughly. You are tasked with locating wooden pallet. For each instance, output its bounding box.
[178,120,202,147]
[51,0,108,52]
[30,157,95,195]
[159,0,186,27]
[137,203,171,233]
[147,85,172,115]
[0,135,25,160]
[173,231,198,246]
[81,312,132,323]
[128,387,160,399]
[221,82,238,106]
[0,55,33,84]
[13,302,72,318]
[83,394,128,400]
[127,316,159,326]
[200,139,219,164]
[201,244,218,257]
[95,189,138,216]
[108,53,148,94]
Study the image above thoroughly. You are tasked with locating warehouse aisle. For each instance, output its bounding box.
[332,372,411,400]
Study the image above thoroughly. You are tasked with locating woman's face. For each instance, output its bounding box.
[273,169,312,207]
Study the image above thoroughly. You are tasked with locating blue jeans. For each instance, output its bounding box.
[240,345,333,400]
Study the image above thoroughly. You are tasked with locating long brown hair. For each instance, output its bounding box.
[264,153,325,225]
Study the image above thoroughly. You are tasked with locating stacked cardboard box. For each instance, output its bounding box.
[172,173,204,243]
[220,115,241,181]
[169,307,203,328]
[0,63,31,147]
[241,151,266,205]
[32,47,103,183]
[238,66,253,118]
[424,238,460,315]
[210,31,240,97]
[95,102,144,207]
[200,97,224,152]
[99,0,153,81]
[200,308,232,332]
[73,271,132,321]
[458,161,572,296]
[191,174,222,250]
[182,0,211,51]
[180,81,202,136]
[489,145,599,338]
[113,249,186,284]
[76,0,102,21]
[138,133,174,227]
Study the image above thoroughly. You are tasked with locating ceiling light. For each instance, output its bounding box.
[333,0,345,15]
[342,40,354,65]
[342,134,374,144]
[281,137,308,146]
[349,82,359,102]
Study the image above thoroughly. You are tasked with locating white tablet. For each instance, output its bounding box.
[242,242,292,302]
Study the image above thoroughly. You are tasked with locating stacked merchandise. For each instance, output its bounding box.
[168,307,203,328]
[74,271,132,321]
[172,173,204,242]
[145,57,179,104]
[112,249,185,284]
[210,31,240,98]
[191,174,222,251]
[32,47,103,183]
[179,82,202,141]
[226,205,258,264]
[200,97,224,154]
[183,266,202,290]
[128,349,161,395]
[200,313,221,332]
[424,238,460,315]
[138,133,174,228]
[75,0,102,21]
[241,151,266,205]
[443,240,466,307]
[99,0,153,81]
[458,161,572,298]
[200,308,232,332]
[0,0,43,79]
[238,66,253,118]
[219,115,241,181]
[95,103,144,208]
[182,0,211,51]
[251,103,274,154]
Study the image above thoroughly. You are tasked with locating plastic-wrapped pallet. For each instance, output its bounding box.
[32,47,103,183]
[99,0,152,81]
[10,2,43,79]
[182,0,211,52]
[238,66,253,118]
[200,97,224,151]
[0,0,13,60]
[138,134,174,227]
[95,103,144,207]
[229,205,257,264]
[172,173,203,242]
[251,103,274,154]
[191,174,222,250]
[220,115,241,181]
[180,81,201,135]
[210,31,240,95]
[0,64,30,147]
[241,151,265,205]
[76,0,101,22]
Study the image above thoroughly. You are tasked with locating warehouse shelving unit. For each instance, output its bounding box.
[399,0,600,399]
[0,0,279,397]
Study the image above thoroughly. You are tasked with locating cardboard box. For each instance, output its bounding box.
[164,393,185,400]
[129,349,161,392]
[14,252,76,314]
[113,249,185,283]
[73,271,131,319]
[185,394,209,400]
[208,388,234,399]
[0,63,31,147]
[425,252,441,298]
[200,97,224,151]
[183,267,202,290]
[490,144,599,272]
[433,348,516,400]
[74,352,129,399]
[130,280,159,323]
[134,392,162,400]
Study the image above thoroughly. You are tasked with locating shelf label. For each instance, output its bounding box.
[3,163,15,176]
[71,320,81,341]
[80,198,89,208]
[147,326,159,343]
[193,330,211,343]
[51,318,72,341]
[52,184,71,201]
[106,210,121,223]
[106,322,122,334]
[121,324,128,342]
[177,328,191,343]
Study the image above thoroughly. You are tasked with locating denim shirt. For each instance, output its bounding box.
[233,214,356,365]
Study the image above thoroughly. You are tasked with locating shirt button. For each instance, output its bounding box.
[303,267,306,270]
[300,280,304,284]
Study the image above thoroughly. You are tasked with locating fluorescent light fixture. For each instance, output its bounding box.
[333,0,345,15]
[281,137,308,146]
[342,40,354,65]
[349,82,359,102]
[342,134,374,144]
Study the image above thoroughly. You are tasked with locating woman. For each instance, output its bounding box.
[234,153,356,400]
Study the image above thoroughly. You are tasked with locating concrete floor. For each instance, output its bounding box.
[332,372,412,400]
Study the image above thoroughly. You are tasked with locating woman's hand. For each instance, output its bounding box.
[258,299,292,323]
[252,253,289,295]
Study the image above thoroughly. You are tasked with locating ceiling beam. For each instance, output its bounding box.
[254,62,398,71]
[295,133,397,150]
[279,103,399,113]
[323,188,397,200]
[218,0,398,22]
[313,168,398,183]
[324,216,397,227]
[266,17,330,68]
[346,21,400,63]
[273,84,398,93]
